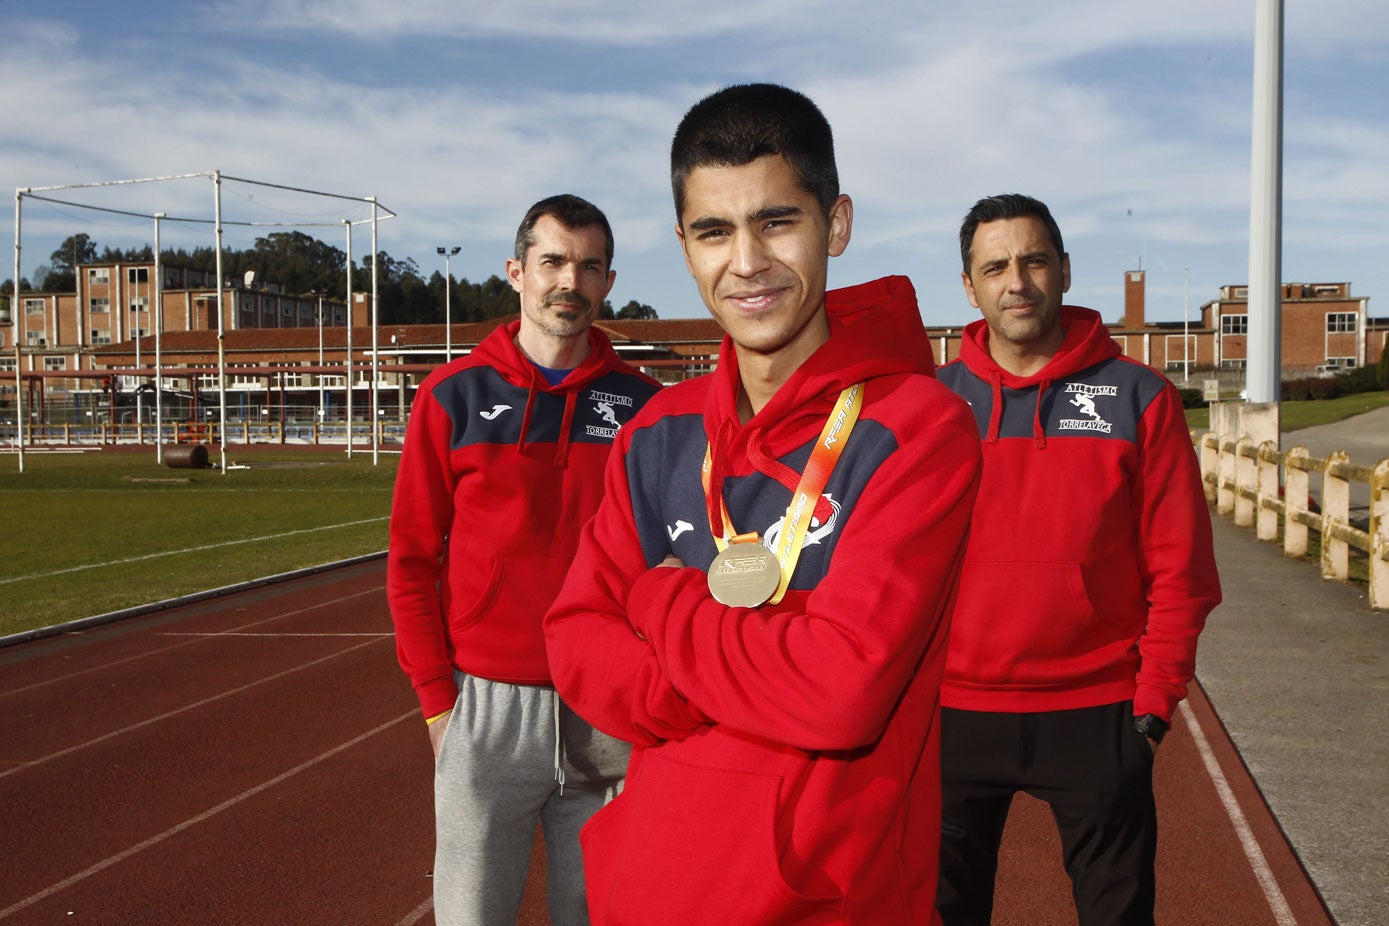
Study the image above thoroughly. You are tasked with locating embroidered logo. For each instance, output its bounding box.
[762,494,841,553]
[1058,383,1116,433]
[667,519,694,542]
[585,389,634,439]
[480,404,512,420]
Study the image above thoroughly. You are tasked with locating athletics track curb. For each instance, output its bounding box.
[0,550,387,650]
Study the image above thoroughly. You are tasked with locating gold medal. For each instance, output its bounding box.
[707,541,780,608]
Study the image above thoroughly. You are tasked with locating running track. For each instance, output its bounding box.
[0,559,1333,925]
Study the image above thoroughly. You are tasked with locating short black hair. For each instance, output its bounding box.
[959,194,1066,273]
[514,194,614,267]
[670,83,839,220]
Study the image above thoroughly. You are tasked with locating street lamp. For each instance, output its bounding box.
[437,245,460,362]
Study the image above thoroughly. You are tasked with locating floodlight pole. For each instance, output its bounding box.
[214,170,228,474]
[344,219,354,459]
[437,245,460,362]
[370,197,380,466]
[1246,0,1283,405]
[10,189,23,473]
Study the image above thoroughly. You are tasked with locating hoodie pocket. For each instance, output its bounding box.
[447,554,572,633]
[948,559,1128,689]
[582,752,841,924]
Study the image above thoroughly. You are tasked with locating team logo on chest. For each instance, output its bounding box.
[1058,383,1117,433]
[585,389,634,439]
[762,494,841,553]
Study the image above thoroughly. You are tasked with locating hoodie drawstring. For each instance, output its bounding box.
[1033,379,1051,449]
[554,392,576,468]
[985,371,1004,444]
[552,688,566,795]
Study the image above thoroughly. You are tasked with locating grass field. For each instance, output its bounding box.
[1184,389,1389,432]
[0,447,397,638]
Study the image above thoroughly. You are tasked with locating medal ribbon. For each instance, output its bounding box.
[700,383,863,605]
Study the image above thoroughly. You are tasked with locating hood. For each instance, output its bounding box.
[957,305,1119,388]
[700,276,933,526]
[706,274,934,440]
[468,320,623,467]
[955,305,1121,446]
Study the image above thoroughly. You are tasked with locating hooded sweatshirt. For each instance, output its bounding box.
[544,276,982,925]
[935,305,1221,722]
[388,320,660,719]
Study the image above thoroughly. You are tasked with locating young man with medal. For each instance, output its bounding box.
[388,194,661,925]
[934,194,1222,925]
[544,83,982,925]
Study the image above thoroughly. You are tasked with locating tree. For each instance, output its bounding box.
[615,299,658,320]
[45,233,99,292]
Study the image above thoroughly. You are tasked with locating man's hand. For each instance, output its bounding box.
[428,710,451,758]
[658,554,685,568]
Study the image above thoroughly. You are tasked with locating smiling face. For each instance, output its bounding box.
[507,213,615,343]
[962,215,1071,374]
[676,154,852,378]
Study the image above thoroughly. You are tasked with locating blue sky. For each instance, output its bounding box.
[3,0,1386,326]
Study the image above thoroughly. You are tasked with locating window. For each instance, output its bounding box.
[24,298,44,314]
[132,328,149,339]
[89,268,110,285]
[1219,358,1247,370]
[129,296,149,314]
[281,299,293,317]
[26,331,46,345]
[1220,314,1248,335]
[1327,312,1356,333]
[127,267,149,284]
[44,356,67,371]
[0,356,14,372]
[91,330,112,346]
[90,297,110,315]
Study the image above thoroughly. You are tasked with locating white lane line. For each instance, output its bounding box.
[157,632,392,637]
[0,709,416,922]
[0,517,387,585]
[0,586,384,700]
[1178,701,1297,926]
[391,897,434,926]
[0,636,387,780]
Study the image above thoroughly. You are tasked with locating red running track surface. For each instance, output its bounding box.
[0,560,1331,925]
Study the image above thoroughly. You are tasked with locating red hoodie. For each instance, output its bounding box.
[935,306,1221,721]
[388,321,660,718]
[545,277,981,925]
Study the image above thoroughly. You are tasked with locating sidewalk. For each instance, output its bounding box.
[1196,513,1388,926]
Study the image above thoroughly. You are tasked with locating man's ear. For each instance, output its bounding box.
[961,270,980,309]
[827,195,853,258]
[505,257,524,294]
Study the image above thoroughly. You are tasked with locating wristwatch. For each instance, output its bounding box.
[1133,713,1170,744]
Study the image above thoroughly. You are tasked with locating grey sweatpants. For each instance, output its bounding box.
[433,671,629,926]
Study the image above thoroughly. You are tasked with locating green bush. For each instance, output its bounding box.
[1176,388,1205,409]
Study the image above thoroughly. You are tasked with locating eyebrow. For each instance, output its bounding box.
[686,203,805,232]
[536,250,605,267]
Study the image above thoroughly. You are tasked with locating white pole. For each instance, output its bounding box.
[11,189,23,473]
[317,293,325,422]
[369,197,379,466]
[214,171,228,474]
[344,219,354,459]
[154,213,165,464]
[1183,268,1190,385]
[1245,0,1283,405]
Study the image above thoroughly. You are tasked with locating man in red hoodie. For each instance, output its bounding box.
[545,84,981,925]
[388,194,661,925]
[934,194,1222,925]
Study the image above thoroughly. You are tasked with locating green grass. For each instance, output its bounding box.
[0,448,397,638]
[1184,389,1389,432]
